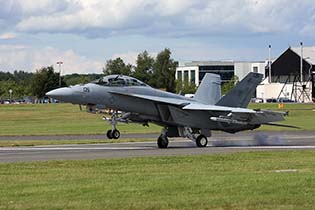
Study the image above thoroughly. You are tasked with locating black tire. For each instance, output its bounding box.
[196,135,208,147]
[157,135,169,148]
[106,130,113,139]
[112,129,120,139]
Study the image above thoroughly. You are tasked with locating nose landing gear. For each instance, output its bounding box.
[106,129,120,139]
[104,111,121,140]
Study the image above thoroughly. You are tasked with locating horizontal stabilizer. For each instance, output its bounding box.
[208,109,288,125]
[263,123,300,129]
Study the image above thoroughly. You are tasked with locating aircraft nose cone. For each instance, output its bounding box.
[46,88,73,101]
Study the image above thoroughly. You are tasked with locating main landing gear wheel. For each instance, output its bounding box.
[106,130,113,139]
[157,135,169,148]
[106,129,120,139]
[196,135,208,147]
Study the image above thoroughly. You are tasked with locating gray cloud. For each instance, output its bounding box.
[1,0,315,74]
[2,0,311,38]
[0,0,69,33]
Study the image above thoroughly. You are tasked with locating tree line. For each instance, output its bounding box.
[0,48,237,100]
[104,48,180,92]
[0,48,198,100]
[0,68,103,99]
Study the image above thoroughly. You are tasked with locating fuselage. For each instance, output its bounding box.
[48,83,194,115]
[46,75,260,133]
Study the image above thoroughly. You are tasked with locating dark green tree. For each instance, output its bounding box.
[63,74,90,86]
[152,48,178,92]
[0,80,22,99]
[103,57,132,76]
[31,66,61,98]
[222,75,239,95]
[0,71,33,99]
[0,72,12,81]
[63,73,103,86]
[175,79,197,95]
[12,70,33,83]
[132,51,154,84]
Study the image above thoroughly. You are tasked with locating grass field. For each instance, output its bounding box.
[0,138,155,147]
[1,151,315,210]
[249,103,315,131]
[0,104,161,136]
[0,103,314,136]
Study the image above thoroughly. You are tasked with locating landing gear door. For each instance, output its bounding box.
[156,104,174,123]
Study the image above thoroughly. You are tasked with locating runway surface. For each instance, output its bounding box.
[1,131,315,141]
[1,131,315,162]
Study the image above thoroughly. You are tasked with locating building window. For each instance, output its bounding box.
[184,70,189,82]
[198,65,234,83]
[190,70,195,84]
[253,66,258,73]
[177,71,182,80]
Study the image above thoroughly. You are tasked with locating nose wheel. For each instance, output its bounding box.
[106,129,120,139]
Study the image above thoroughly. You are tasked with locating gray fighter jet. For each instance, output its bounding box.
[46,72,292,148]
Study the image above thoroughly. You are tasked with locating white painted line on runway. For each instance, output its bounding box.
[1,145,315,151]
[216,145,315,149]
[0,147,151,151]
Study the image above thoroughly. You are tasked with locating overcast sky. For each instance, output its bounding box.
[0,0,315,74]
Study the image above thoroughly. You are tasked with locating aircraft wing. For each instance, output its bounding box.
[182,103,256,113]
[109,91,290,126]
[108,91,190,106]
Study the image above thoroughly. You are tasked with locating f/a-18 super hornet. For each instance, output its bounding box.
[46,72,294,148]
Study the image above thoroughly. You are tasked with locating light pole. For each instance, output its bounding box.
[300,42,303,83]
[9,89,12,103]
[56,61,63,87]
[268,45,272,83]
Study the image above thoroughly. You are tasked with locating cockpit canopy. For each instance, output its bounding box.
[91,75,148,87]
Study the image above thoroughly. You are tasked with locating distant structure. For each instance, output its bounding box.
[176,61,234,86]
[234,61,266,81]
[176,60,265,100]
[261,46,315,102]
[176,60,265,85]
[176,45,315,103]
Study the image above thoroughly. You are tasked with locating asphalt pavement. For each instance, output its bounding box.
[0,131,315,162]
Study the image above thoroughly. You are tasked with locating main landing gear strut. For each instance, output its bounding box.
[104,111,121,139]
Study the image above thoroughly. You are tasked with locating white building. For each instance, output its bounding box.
[234,61,266,81]
[176,65,199,86]
[176,60,266,94]
[176,61,235,86]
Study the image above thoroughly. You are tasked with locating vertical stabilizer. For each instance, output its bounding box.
[194,73,221,105]
[216,72,263,108]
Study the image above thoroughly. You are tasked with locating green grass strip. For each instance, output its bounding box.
[1,150,315,210]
